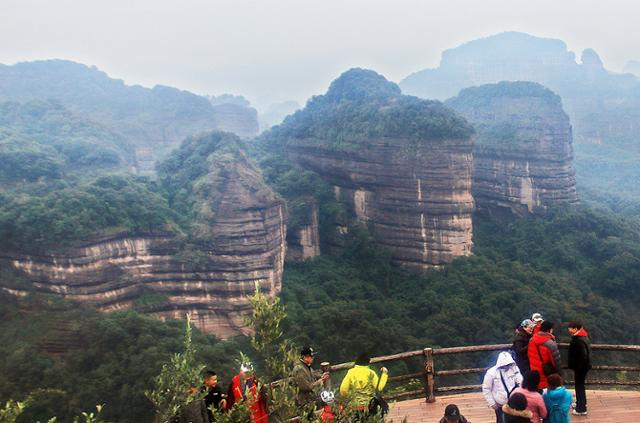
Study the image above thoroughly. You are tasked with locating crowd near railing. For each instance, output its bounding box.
[324,343,640,403]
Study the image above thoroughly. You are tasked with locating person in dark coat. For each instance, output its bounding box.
[568,321,591,415]
[512,319,534,373]
[501,393,533,423]
[438,404,469,423]
[291,346,329,408]
[171,386,210,423]
[202,370,226,421]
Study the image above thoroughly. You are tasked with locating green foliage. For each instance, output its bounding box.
[264,68,473,150]
[0,399,28,423]
[0,175,177,252]
[146,314,205,423]
[281,206,640,366]
[0,135,64,181]
[446,81,562,109]
[0,293,247,423]
[244,285,300,422]
[0,100,129,177]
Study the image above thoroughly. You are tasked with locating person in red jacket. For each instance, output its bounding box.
[528,321,562,389]
[226,363,268,422]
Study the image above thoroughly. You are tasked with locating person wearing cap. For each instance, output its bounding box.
[438,404,469,423]
[339,352,388,411]
[531,313,544,335]
[512,319,535,374]
[292,346,330,408]
[482,351,523,423]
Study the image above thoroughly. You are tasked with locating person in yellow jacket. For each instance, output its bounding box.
[339,352,388,408]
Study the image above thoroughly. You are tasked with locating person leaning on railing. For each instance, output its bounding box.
[339,352,388,410]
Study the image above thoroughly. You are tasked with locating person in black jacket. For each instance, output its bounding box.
[512,319,534,373]
[202,370,226,421]
[568,321,591,415]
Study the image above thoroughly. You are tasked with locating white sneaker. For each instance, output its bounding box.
[572,410,588,416]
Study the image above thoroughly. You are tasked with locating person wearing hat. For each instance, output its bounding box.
[531,313,544,335]
[438,404,469,423]
[512,319,535,374]
[292,346,330,408]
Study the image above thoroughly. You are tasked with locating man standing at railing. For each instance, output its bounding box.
[292,346,330,409]
[482,351,523,423]
[568,321,591,416]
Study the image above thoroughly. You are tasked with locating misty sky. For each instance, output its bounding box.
[2,0,639,108]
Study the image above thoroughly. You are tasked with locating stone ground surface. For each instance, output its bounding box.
[386,390,640,422]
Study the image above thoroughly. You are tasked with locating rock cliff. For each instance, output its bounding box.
[446,81,578,216]
[268,68,475,269]
[1,132,286,338]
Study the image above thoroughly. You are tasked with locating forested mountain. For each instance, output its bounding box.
[0,60,259,171]
[0,100,132,182]
[445,81,578,216]
[1,59,639,423]
[400,32,640,208]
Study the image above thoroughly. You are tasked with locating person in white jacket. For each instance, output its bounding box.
[482,351,523,423]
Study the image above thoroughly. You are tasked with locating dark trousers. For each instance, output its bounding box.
[574,368,589,412]
[495,407,504,423]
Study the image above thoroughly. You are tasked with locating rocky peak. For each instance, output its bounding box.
[2,131,286,338]
[271,69,475,269]
[446,81,578,216]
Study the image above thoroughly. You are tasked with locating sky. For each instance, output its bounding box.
[2,0,639,109]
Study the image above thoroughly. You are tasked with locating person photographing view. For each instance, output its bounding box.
[292,346,330,409]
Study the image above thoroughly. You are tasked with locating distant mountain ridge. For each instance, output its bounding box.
[0,60,259,171]
[400,31,640,147]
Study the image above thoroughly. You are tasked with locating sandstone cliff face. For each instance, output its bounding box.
[446,81,578,216]
[287,138,474,269]
[1,132,286,338]
[269,68,475,269]
[286,199,321,261]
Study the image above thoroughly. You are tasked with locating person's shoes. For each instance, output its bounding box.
[572,410,588,416]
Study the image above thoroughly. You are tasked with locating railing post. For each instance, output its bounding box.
[423,347,435,403]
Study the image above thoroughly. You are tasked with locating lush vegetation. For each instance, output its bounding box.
[281,206,640,363]
[2,204,639,421]
[0,101,132,183]
[0,291,248,423]
[446,81,561,108]
[266,68,473,150]
[0,175,177,252]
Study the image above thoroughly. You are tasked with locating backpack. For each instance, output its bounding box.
[545,403,568,423]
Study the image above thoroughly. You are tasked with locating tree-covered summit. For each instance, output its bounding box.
[446,81,563,110]
[265,68,473,148]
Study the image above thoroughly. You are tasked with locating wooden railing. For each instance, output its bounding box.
[325,343,640,403]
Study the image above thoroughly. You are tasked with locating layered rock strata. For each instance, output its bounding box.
[286,199,321,261]
[446,81,578,216]
[269,68,475,269]
[287,138,474,269]
[1,132,286,338]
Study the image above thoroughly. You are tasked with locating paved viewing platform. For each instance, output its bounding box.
[386,390,640,422]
